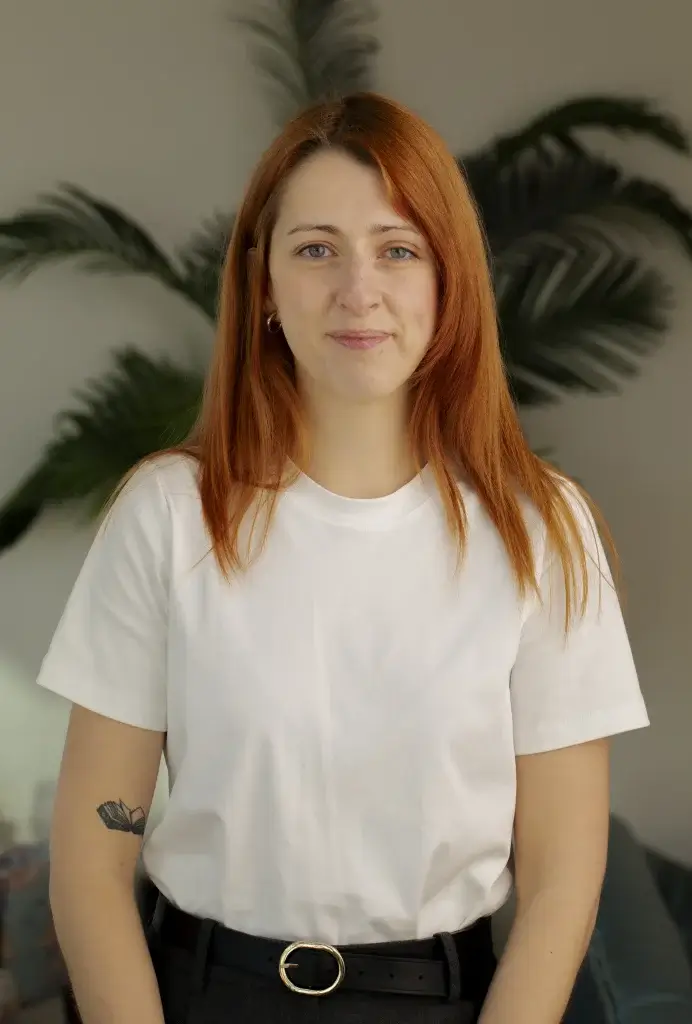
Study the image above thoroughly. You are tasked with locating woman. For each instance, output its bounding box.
[40,92,649,1024]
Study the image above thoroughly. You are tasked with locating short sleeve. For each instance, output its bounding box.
[510,485,649,755]
[36,463,170,731]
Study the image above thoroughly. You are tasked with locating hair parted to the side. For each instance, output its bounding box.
[117,91,616,630]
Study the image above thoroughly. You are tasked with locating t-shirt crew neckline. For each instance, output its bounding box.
[282,464,435,528]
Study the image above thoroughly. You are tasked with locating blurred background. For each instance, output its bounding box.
[0,1,690,1020]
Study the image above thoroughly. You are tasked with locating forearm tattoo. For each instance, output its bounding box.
[96,799,146,835]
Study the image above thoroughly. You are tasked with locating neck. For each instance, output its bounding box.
[299,388,418,499]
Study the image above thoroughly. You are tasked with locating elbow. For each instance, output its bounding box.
[48,837,137,927]
[513,870,603,962]
[514,830,607,928]
[516,869,603,918]
[49,852,141,965]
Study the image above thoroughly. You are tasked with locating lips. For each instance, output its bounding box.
[328,330,391,351]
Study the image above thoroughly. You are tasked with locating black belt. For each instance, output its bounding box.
[153,897,493,1001]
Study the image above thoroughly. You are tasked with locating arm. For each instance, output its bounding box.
[49,704,165,1024]
[479,737,610,1024]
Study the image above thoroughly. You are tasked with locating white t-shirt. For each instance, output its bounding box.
[36,454,648,944]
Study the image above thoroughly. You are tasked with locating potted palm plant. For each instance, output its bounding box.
[1,0,691,553]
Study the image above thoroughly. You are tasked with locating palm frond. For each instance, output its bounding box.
[0,349,203,553]
[465,147,692,259]
[241,43,307,115]
[177,213,234,320]
[0,184,214,312]
[235,0,379,121]
[467,96,689,168]
[605,175,692,255]
[497,238,671,405]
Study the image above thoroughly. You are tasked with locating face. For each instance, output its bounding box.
[267,149,438,406]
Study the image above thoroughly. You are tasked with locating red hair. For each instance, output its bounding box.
[129,92,614,626]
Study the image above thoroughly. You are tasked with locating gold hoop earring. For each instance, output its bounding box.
[266,311,282,334]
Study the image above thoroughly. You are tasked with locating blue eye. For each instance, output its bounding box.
[296,243,418,261]
[298,244,331,259]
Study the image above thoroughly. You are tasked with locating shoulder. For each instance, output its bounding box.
[100,453,201,555]
[149,451,201,499]
[109,453,199,516]
[454,473,551,561]
[514,471,599,567]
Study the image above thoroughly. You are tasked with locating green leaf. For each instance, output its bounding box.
[497,239,671,405]
[241,44,308,114]
[0,349,203,552]
[316,38,379,98]
[465,147,692,260]
[602,175,692,256]
[468,95,689,168]
[177,213,234,320]
[0,184,211,312]
[235,0,380,120]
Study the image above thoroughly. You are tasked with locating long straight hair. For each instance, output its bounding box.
[128,92,614,627]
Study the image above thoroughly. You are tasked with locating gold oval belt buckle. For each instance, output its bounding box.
[279,940,346,996]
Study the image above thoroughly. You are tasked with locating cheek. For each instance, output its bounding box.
[275,267,326,321]
[398,274,438,335]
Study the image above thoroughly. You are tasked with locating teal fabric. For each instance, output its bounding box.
[648,849,692,967]
[564,817,692,1023]
[565,958,610,1024]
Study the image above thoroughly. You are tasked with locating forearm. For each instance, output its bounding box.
[51,872,164,1024]
[478,884,597,1024]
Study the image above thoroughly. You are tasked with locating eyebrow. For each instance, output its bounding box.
[286,223,420,236]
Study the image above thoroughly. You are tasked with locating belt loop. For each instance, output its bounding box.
[437,931,462,1004]
[186,918,214,1022]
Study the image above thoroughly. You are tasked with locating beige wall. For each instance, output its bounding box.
[0,1,690,861]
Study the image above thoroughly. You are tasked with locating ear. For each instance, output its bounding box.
[264,282,276,317]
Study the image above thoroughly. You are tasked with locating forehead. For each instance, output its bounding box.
[274,149,401,228]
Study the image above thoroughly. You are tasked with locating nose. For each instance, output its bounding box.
[335,254,381,315]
